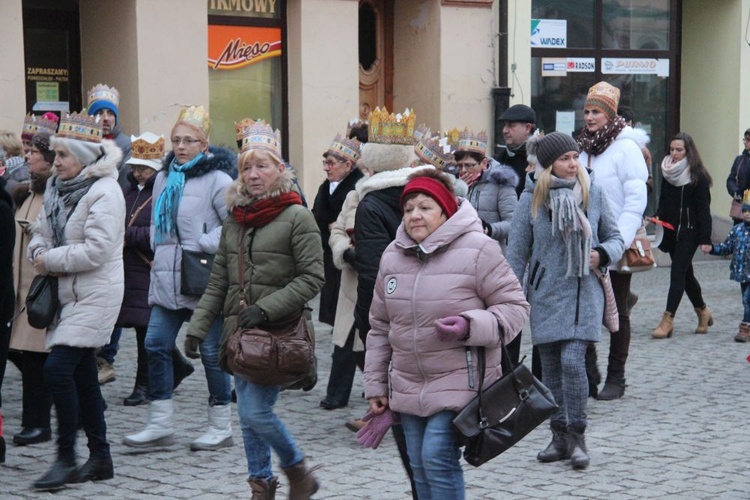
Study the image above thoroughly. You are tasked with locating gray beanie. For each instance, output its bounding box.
[50,136,103,166]
[527,132,579,170]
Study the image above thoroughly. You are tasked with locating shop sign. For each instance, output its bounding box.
[531,19,567,48]
[208,25,282,70]
[541,58,567,77]
[208,0,278,16]
[601,58,670,77]
[566,58,595,72]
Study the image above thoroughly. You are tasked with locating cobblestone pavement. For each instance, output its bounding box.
[1,259,749,499]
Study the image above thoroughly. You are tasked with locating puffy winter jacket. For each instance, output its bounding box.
[364,199,529,417]
[466,159,518,248]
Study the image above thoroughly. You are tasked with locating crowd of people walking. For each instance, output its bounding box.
[0,78,744,499]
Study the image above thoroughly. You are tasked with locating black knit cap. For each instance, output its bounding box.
[535,132,579,170]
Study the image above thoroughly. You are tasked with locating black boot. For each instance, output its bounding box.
[33,458,79,490]
[172,348,194,390]
[597,378,626,401]
[124,385,149,406]
[13,427,52,445]
[75,456,114,483]
[585,343,600,399]
[0,436,5,464]
[568,424,590,470]
[537,421,571,462]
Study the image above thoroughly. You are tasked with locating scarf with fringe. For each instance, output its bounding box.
[577,116,626,157]
[44,170,96,247]
[232,191,302,228]
[153,152,205,244]
[548,175,592,277]
[660,156,691,187]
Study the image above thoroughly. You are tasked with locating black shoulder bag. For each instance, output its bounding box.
[178,223,215,296]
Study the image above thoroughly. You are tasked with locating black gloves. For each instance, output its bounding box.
[184,335,202,359]
[239,304,267,329]
[481,219,493,237]
[343,248,356,265]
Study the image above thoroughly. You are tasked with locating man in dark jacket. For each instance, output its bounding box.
[495,104,536,196]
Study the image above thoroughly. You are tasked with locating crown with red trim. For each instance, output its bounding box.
[22,113,59,140]
[368,107,416,145]
[56,112,102,143]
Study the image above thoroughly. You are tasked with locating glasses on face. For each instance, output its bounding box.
[456,162,480,171]
[171,137,201,146]
[322,159,345,167]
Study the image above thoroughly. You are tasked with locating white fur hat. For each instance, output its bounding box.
[360,143,416,173]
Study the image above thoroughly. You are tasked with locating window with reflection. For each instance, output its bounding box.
[532,0,595,48]
[602,0,670,49]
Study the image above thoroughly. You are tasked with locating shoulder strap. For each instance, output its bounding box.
[237,226,247,309]
[127,195,153,228]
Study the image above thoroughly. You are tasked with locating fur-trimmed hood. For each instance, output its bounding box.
[50,139,122,182]
[356,165,433,199]
[481,159,519,189]
[617,126,650,149]
[162,145,237,180]
[224,167,296,210]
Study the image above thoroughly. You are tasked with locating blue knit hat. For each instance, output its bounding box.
[87,84,120,124]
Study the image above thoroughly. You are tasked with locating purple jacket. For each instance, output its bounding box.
[116,173,155,328]
[364,200,530,417]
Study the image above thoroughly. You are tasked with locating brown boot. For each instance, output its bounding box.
[248,476,278,500]
[694,306,714,334]
[283,460,319,500]
[735,322,750,343]
[651,312,674,339]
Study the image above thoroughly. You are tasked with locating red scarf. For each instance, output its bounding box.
[232,191,303,227]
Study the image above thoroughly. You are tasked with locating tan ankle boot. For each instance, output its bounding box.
[283,460,319,500]
[735,322,750,343]
[694,306,713,333]
[651,312,674,339]
[248,476,278,500]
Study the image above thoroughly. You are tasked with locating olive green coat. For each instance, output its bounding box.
[187,172,324,362]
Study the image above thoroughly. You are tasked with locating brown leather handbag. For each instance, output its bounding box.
[224,227,315,388]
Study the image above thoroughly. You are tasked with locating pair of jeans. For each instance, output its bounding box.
[666,240,705,314]
[97,327,122,365]
[43,346,109,461]
[399,411,464,500]
[145,305,230,404]
[20,351,52,428]
[234,376,303,480]
[538,340,589,428]
[741,283,750,323]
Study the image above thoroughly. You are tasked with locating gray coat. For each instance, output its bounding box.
[466,159,518,248]
[506,180,624,346]
[148,147,235,311]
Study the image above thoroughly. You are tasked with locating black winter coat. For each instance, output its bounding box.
[311,168,364,325]
[496,143,529,197]
[353,185,403,341]
[0,178,15,326]
[116,172,155,328]
[726,150,750,201]
[656,174,712,253]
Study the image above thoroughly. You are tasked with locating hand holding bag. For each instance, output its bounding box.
[617,223,656,273]
[26,274,60,329]
[593,267,619,332]
[452,341,558,467]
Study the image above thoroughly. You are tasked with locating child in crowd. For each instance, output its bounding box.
[700,190,750,342]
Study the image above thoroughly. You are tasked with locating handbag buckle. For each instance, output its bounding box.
[519,389,530,401]
[635,240,646,257]
[479,418,490,429]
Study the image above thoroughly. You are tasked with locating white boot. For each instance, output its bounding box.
[123,399,176,448]
[190,404,233,451]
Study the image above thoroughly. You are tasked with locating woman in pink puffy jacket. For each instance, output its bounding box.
[363,169,530,500]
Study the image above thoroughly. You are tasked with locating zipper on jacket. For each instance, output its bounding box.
[676,186,684,238]
[535,267,546,290]
[574,277,581,325]
[411,260,429,412]
[388,359,394,399]
[529,261,540,286]
[466,348,475,389]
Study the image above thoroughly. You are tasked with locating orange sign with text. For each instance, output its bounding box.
[208,25,282,71]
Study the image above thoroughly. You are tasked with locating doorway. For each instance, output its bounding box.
[359,0,393,120]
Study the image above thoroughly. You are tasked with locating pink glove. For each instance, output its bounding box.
[435,315,469,342]
[357,409,400,450]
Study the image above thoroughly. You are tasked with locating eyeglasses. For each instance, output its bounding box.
[322,159,346,167]
[455,162,480,171]
[171,137,201,146]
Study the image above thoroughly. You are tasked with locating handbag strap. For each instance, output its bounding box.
[127,195,153,228]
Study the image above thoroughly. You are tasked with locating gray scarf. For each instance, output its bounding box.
[548,176,592,278]
[44,171,96,247]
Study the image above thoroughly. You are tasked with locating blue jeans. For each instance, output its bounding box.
[234,376,303,480]
[44,346,109,461]
[742,283,750,323]
[98,327,122,365]
[400,411,464,500]
[145,305,230,404]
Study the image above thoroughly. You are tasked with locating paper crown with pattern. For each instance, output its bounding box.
[176,105,211,138]
[22,113,58,140]
[87,83,120,108]
[240,120,282,156]
[235,118,256,141]
[455,128,488,156]
[129,132,165,165]
[56,112,102,143]
[368,107,416,145]
[414,126,452,170]
[326,133,361,163]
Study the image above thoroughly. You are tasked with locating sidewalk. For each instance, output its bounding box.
[1,259,748,498]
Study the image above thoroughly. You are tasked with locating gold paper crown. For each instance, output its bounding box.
[131,133,165,161]
[56,112,102,143]
[743,189,750,206]
[176,105,211,138]
[327,133,361,163]
[87,83,120,108]
[456,128,488,156]
[446,128,461,150]
[235,118,256,141]
[22,114,58,139]
[414,126,452,170]
[368,107,416,145]
[241,120,282,156]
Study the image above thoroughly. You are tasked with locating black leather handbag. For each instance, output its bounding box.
[452,341,558,467]
[180,248,214,296]
[25,274,60,329]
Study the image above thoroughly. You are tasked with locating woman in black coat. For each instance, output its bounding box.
[0,176,15,464]
[652,132,713,338]
[311,135,364,326]
[726,127,750,224]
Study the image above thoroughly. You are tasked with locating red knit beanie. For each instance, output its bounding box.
[401,176,458,218]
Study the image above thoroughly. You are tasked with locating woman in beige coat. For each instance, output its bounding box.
[9,131,55,446]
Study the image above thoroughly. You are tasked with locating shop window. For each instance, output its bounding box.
[602,0,670,50]
[532,0,595,48]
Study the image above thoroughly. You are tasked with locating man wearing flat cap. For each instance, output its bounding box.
[496,104,536,196]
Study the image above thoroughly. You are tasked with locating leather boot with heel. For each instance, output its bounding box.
[651,312,674,339]
[248,476,278,499]
[736,322,750,343]
[283,459,319,500]
[694,306,713,334]
[33,458,78,490]
[597,378,626,400]
[537,421,571,462]
[75,455,114,483]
